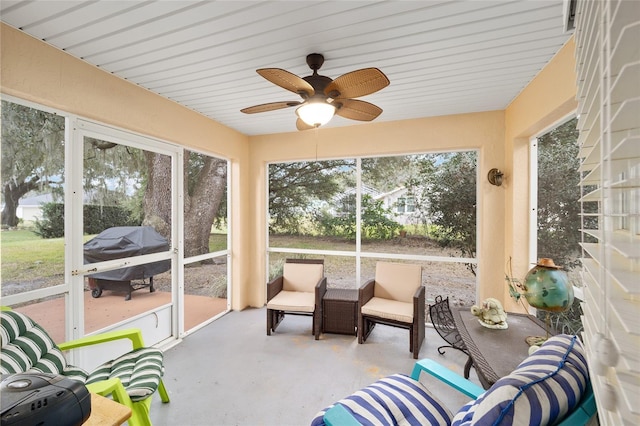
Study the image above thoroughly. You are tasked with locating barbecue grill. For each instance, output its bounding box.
[84,226,171,300]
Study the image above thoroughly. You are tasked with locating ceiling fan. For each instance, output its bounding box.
[241,53,390,131]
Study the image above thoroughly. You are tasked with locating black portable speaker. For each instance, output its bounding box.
[1,373,91,426]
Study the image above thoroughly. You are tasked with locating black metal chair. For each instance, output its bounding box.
[428,295,473,378]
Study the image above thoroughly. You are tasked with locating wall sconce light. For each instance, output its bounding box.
[488,168,504,186]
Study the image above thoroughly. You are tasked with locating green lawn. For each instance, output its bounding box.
[1,230,65,281]
[1,230,229,283]
[209,233,227,252]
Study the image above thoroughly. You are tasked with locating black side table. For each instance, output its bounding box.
[323,288,358,335]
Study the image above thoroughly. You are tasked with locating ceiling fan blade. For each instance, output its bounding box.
[296,118,315,131]
[257,68,315,97]
[335,99,382,121]
[241,101,301,114]
[324,68,389,99]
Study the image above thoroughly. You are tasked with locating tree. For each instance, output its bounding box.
[409,152,477,274]
[1,101,65,227]
[536,118,581,269]
[83,138,145,208]
[143,151,227,258]
[84,141,226,258]
[317,194,402,239]
[183,152,226,257]
[268,160,352,234]
[361,156,414,192]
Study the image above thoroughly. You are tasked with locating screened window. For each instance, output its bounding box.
[0,99,66,341]
[1,98,232,343]
[532,117,583,334]
[268,151,478,310]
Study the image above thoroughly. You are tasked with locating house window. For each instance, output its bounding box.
[397,196,416,213]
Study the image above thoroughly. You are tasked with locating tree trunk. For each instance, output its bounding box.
[1,179,39,227]
[142,152,226,257]
[142,152,172,239]
[183,156,226,257]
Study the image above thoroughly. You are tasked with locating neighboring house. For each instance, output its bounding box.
[331,185,425,226]
[374,187,421,226]
[13,190,110,223]
[16,193,53,222]
[332,184,380,217]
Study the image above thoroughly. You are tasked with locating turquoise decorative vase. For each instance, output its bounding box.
[523,258,573,313]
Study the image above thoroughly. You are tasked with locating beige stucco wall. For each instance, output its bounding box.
[1,22,577,314]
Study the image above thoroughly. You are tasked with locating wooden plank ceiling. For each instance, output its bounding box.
[0,1,573,135]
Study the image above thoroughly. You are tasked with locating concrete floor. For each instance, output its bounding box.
[150,307,481,426]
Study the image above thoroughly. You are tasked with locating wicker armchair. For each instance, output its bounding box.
[358,262,425,359]
[266,258,326,339]
[429,295,473,378]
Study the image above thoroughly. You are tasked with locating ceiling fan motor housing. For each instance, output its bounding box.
[306,53,325,71]
[303,74,333,97]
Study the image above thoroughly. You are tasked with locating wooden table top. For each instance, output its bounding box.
[85,393,132,426]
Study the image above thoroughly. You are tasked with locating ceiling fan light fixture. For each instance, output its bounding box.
[296,101,336,127]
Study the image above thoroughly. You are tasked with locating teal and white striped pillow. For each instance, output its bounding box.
[452,334,589,426]
[311,373,453,426]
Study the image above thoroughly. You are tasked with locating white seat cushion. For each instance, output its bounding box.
[374,262,422,302]
[361,297,413,323]
[266,290,315,313]
[283,263,324,292]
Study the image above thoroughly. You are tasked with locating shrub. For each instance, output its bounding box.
[34,202,140,238]
[317,195,402,240]
[538,298,584,335]
[34,203,65,238]
[83,204,140,234]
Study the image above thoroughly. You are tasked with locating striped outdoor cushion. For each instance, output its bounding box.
[86,347,164,401]
[1,310,163,402]
[0,310,88,381]
[451,334,589,426]
[311,373,453,426]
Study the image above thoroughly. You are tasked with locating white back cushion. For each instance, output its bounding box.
[283,263,323,292]
[374,262,422,302]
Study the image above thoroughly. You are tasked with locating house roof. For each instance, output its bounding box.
[0,1,573,136]
[374,187,409,200]
[18,193,54,207]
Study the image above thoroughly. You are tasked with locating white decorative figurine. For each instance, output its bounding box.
[471,298,508,329]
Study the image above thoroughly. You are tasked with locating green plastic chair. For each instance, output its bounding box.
[1,309,170,426]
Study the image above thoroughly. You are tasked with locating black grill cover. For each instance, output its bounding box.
[84,226,171,281]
